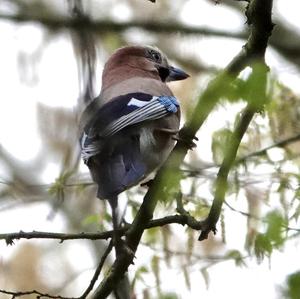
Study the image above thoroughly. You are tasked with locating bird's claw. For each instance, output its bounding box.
[140,179,154,188]
[154,128,180,135]
[172,135,198,150]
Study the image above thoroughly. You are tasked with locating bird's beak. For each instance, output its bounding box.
[166,66,190,82]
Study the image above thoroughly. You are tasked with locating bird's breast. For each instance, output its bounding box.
[138,114,179,172]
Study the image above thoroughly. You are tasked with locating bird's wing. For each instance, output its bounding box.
[80,92,179,162]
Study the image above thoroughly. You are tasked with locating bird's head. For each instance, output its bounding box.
[102,45,189,89]
[143,46,189,82]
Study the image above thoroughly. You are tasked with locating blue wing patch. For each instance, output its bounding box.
[157,96,179,113]
[80,92,179,162]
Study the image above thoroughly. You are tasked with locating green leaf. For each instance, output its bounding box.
[240,63,269,109]
[283,271,300,299]
[47,171,73,199]
[254,233,272,262]
[226,250,246,267]
[211,128,233,164]
[225,78,245,102]
[254,210,287,262]
[157,168,182,204]
[265,210,287,247]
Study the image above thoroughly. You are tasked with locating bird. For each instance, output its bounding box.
[79,45,189,254]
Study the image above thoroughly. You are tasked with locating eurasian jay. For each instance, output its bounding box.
[79,45,189,253]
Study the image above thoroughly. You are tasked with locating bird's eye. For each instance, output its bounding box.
[149,50,162,63]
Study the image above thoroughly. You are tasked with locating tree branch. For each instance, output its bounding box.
[2,11,297,69]
[237,133,300,163]
[0,289,72,299]
[0,214,203,244]
[198,0,274,240]
[0,230,113,245]
[0,13,245,40]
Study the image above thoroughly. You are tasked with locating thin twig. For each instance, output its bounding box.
[0,214,203,244]
[237,133,300,163]
[0,289,74,299]
[79,240,113,299]
[0,230,113,245]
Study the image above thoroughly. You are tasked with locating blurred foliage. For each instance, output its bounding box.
[254,210,287,262]
[212,128,233,164]
[282,271,300,299]
[268,83,300,155]
[0,0,300,298]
